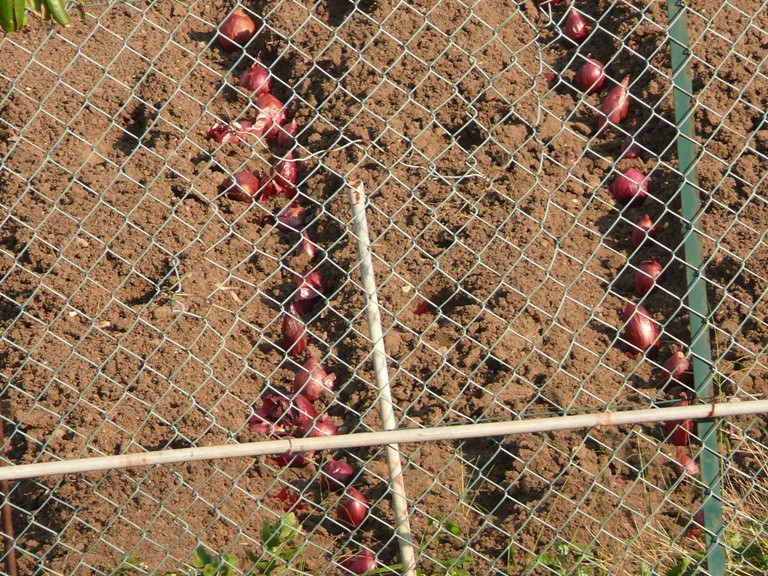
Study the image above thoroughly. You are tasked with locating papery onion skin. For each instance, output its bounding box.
[269,451,310,469]
[274,152,298,198]
[218,7,257,52]
[673,450,699,477]
[278,119,299,149]
[240,59,273,95]
[336,487,369,529]
[320,458,355,492]
[622,302,659,357]
[299,414,338,438]
[635,257,663,296]
[575,57,605,94]
[248,393,317,437]
[663,350,694,390]
[219,171,261,202]
[686,510,705,539]
[293,355,336,402]
[301,231,318,261]
[282,302,307,356]
[632,214,656,248]
[598,75,630,133]
[664,399,695,446]
[277,203,307,233]
[340,549,377,575]
[610,168,647,205]
[563,8,590,43]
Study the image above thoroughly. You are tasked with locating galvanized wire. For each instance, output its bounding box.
[1,1,768,576]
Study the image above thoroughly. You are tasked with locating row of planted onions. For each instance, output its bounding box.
[208,5,376,573]
[208,0,705,568]
[540,0,703,534]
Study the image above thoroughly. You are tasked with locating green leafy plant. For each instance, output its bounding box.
[0,0,69,31]
[246,512,306,576]
[536,541,604,576]
[193,548,238,576]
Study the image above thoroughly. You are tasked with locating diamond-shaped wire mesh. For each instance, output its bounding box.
[1,0,767,575]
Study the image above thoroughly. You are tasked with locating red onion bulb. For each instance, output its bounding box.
[240,59,273,95]
[598,75,630,133]
[340,549,377,575]
[575,57,605,94]
[664,399,695,446]
[218,7,257,52]
[336,487,368,529]
[610,168,647,205]
[293,355,336,401]
[278,119,299,149]
[320,458,356,492]
[632,214,656,248]
[663,350,693,390]
[622,302,659,357]
[563,8,589,43]
[282,302,307,356]
[635,257,663,296]
[299,414,338,438]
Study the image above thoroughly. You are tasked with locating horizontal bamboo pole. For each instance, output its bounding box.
[1,399,767,481]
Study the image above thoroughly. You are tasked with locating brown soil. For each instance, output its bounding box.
[1,0,766,575]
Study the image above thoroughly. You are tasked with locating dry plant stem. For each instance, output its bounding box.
[0,418,17,576]
[347,178,417,576]
[0,400,767,481]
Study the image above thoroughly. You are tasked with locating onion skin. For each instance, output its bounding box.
[340,549,377,575]
[277,119,299,149]
[598,75,630,133]
[563,8,589,43]
[301,232,318,261]
[244,93,287,140]
[293,355,336,402]
[282,302,307,356]
[673,450,699,477]
[269,451,310,469]
[219,171,261,202]
[240,59,273,95]
[610,168,647,206]
[276,486,308,512]
[277,203,307,232]
[686,510,705,538]
[632,214,656,248]
[218,7,257,52]
[274,152,298,198]
[575,57,605,94]
[663,350,693,390]
[248,393,317,436]
[635,257,663,296]
[299,414,338,438]
[622,302,659,358]
[336,487,369,529]
[320,458,355,492]
[664,398,695,446]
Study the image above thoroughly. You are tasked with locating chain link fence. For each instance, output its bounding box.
[1,0,767,574]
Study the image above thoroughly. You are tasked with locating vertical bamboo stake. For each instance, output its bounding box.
[0,418,18,576]
[347,178,417,576]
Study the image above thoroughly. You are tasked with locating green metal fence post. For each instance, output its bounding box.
[666,2,726,575]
